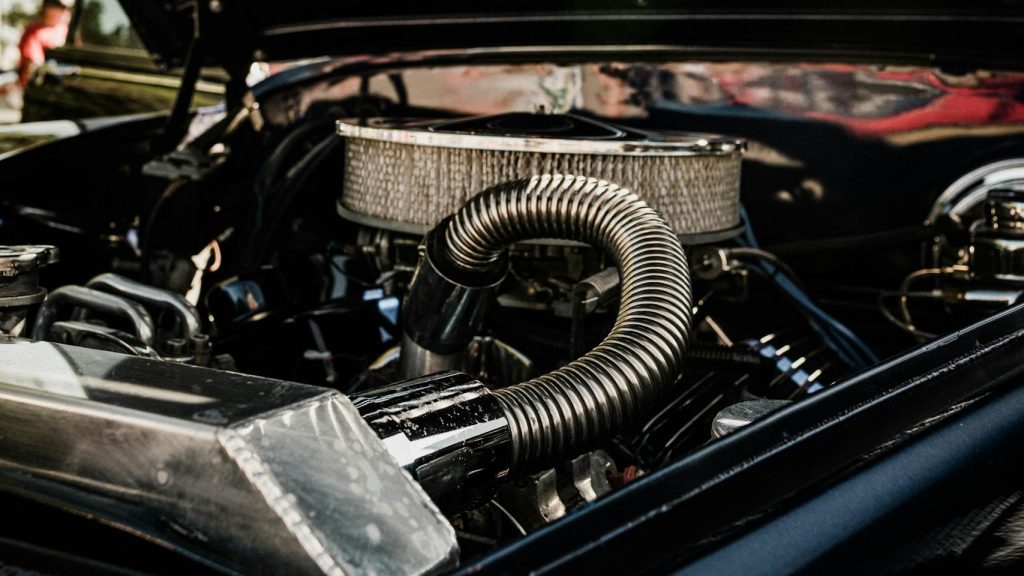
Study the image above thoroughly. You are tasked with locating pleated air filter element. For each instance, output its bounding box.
[336,113,745,242]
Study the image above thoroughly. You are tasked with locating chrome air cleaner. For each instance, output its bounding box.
[336,113,745,242]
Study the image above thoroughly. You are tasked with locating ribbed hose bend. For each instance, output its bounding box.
[444,174,693,472]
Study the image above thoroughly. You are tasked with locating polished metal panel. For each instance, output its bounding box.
[0,338,458,576]
[353,372,513,511]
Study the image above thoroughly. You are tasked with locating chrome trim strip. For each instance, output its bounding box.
[76,66,226,95]
[337,117,744,156]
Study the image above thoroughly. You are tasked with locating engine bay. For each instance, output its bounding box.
[3,57,1024,574]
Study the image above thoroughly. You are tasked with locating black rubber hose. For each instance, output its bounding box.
[440,174,693,472]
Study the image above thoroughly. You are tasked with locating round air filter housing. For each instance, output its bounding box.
[336,113,745,242]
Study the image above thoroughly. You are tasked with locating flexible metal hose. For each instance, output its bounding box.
[442,174,693,471]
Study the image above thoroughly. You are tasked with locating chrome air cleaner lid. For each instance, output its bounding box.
[338,113,743,156]
[337,113,745,241]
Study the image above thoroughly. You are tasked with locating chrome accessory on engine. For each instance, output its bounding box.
[970,189,1024,284]
[336,113,745,242]
[354,371,512,511]
[356,174,693,499]
[887,159,1024,337]
[927,158,1024,227]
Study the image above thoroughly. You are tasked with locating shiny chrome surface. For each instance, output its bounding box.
[985,189,1024,232]
[711,399,791,438]
[506,468,566,528]
[376,336,534,389]
[337,115,742,156]
[0,338,457,576]
[353,371,512,511]
[972,235,1024,284]
[465,337,535,388]
[437,174,693,472]
[398,333,465,379]
[568,450,616,504]
[497,450,615,531]
[971,190,1024,285]
[957,287,1024,308]
[0,244,59,267]
[575,267,621,315]
[400,227,507,378]
[929,158,1024,225]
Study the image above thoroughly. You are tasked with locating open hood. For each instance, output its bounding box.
[124,1,1024,81]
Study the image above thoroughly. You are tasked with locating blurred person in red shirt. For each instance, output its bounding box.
[17,0,73,88]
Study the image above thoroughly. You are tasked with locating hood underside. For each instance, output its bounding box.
[124,1,1024,80]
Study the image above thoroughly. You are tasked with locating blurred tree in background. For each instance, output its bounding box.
[77,0,143,49]
[0,0,42,70]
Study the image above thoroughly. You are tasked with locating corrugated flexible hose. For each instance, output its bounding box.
[442,174,693,472]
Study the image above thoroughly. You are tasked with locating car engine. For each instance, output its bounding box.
[2,58,1024,575]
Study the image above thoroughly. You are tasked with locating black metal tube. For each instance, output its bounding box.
[75,273,202,340]
[31,286,155,344]
[436,174,693,472]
